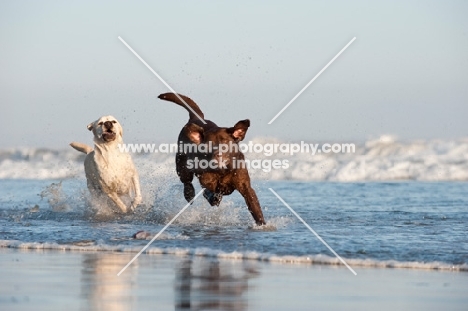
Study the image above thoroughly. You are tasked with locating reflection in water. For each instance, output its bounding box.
[78,253,260,310]
[80,253,136,311]
[175,258,260,311]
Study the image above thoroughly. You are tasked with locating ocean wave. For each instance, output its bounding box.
[1,240,466,272]
[1,136,468,181]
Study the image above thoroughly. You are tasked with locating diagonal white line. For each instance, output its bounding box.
[118,36,206,124]
[268,188,357,275]
[268,37,356,124]
[117,188,205,276]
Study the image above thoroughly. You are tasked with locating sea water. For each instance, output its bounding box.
[0,137,467,271]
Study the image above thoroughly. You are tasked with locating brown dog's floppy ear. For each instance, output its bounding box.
[228,119,250,142]
[87,122,94,131]
[184,123,204,145]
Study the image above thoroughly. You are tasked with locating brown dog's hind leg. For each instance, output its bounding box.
[183,182,195,202]
[178,170,195,202]
[176,154,196,202]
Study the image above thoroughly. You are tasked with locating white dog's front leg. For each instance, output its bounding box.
[130,173,142,211]
[106,192,130,213]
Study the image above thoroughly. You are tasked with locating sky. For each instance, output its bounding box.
[1,0,467,148]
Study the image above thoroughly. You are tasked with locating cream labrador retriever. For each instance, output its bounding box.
[70,115,142,213]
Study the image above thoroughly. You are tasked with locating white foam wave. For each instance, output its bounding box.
[247,136,468,181]
[1,136,468,181]
[1,240,466,272]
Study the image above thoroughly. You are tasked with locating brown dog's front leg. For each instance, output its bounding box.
[203,189,223,206]
[237,182,266,226]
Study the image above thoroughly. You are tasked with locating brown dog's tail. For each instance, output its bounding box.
[70,142,93,154]
[158,93,205,121]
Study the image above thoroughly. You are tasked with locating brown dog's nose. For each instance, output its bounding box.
[103,121,113,129]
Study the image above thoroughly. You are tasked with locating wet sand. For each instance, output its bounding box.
[0,248,466,310]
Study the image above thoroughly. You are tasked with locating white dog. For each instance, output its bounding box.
[70,115,142,213]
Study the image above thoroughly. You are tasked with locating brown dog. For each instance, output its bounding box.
[158,93,266,225]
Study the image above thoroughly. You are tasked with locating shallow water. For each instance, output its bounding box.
[1,177,467,271]
[2,249,467,311]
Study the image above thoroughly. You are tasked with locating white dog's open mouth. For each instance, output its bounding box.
[102,131,116,142]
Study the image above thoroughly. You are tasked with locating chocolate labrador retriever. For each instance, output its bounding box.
[158,93,266,225]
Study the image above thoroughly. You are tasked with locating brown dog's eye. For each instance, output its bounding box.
[98,122,103,126]
[112,121,117,124]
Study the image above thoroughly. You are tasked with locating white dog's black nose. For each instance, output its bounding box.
[103,121,113,129]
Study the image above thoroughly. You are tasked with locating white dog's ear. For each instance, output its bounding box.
[87,122,94,131]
